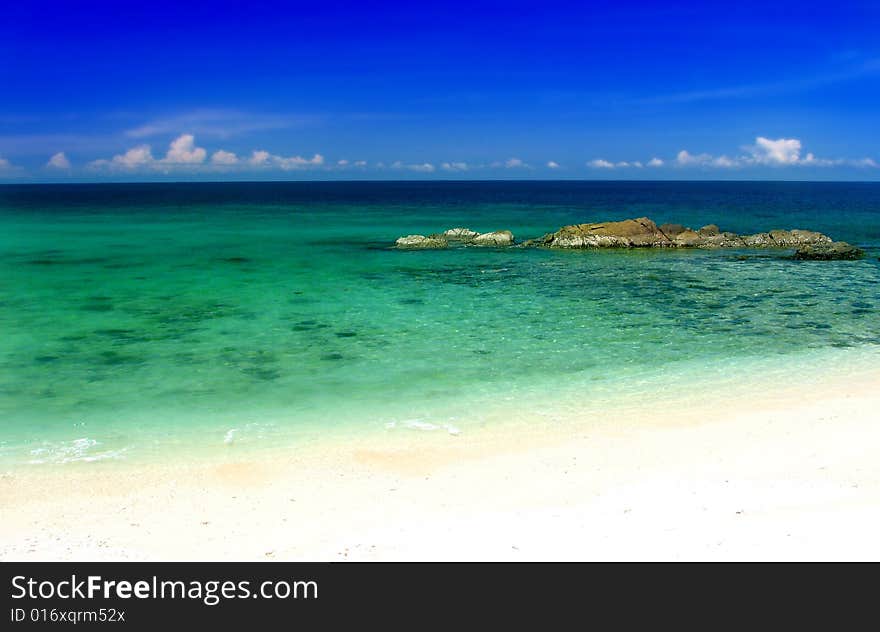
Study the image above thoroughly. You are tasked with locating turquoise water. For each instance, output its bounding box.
[1,181,879,466]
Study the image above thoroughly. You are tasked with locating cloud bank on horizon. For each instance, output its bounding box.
[4,133,873,178]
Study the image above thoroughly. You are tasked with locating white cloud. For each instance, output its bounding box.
[676,150,743,168]
[211,150,238,165]
[676,150,712,166]
[547,161,560,169]
[162,134,206,164]
[245,150,324,169]
[392,161,435,172]
[505,158,527,168]
[750,137,801,165]
[354,160,367,167]
[337,159,349,166]
[275,153,324,170]
[249,150,270,166]
[90,135,208,170]
[112,145,155,168]
[672,136,877,169]
[441,161,468,171]
[588,159,615,168]
[648,157,664,167]
[46,152,71,169]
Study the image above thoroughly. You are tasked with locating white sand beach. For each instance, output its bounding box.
[2,362,879,562]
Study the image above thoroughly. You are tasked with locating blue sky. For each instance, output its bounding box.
[1,0,879,181]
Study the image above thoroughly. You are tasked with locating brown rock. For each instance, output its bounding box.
[698,224,720,237]
[659,223,687,237]
[543,217,671,248]
[673,229,704,246]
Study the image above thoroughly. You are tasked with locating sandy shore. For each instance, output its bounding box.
[2,364,880,561]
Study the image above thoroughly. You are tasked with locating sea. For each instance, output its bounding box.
[1,181,878,467]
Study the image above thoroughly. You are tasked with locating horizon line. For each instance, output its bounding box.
[4,177,880,187]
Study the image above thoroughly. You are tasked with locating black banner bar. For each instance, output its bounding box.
[0,562,872,629]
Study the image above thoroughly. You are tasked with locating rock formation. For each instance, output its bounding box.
[472,230,515,246]
[398,228,515,248]
[396,218,862,259]
[522,217,837,250]
[437,228,480,241]
[394,235,448,249]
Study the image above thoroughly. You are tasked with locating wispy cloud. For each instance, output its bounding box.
[123,109,315,140]
[639,58,880,105]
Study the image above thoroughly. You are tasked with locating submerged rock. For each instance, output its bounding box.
[793,241,865,260]
[472,230,515,246]
[395,235,448,249]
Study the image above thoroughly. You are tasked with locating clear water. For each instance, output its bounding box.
[1,181,879,466]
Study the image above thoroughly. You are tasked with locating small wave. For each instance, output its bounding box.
[222,421,275,446]
[27,438,127,464]
[385,419,460,436]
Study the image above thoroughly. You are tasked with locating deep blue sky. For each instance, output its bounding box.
[2,0,879,181]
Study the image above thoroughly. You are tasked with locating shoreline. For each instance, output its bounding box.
[3,349,880,561]
[5,343,879,469]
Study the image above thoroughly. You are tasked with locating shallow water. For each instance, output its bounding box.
[1,181,878,466]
